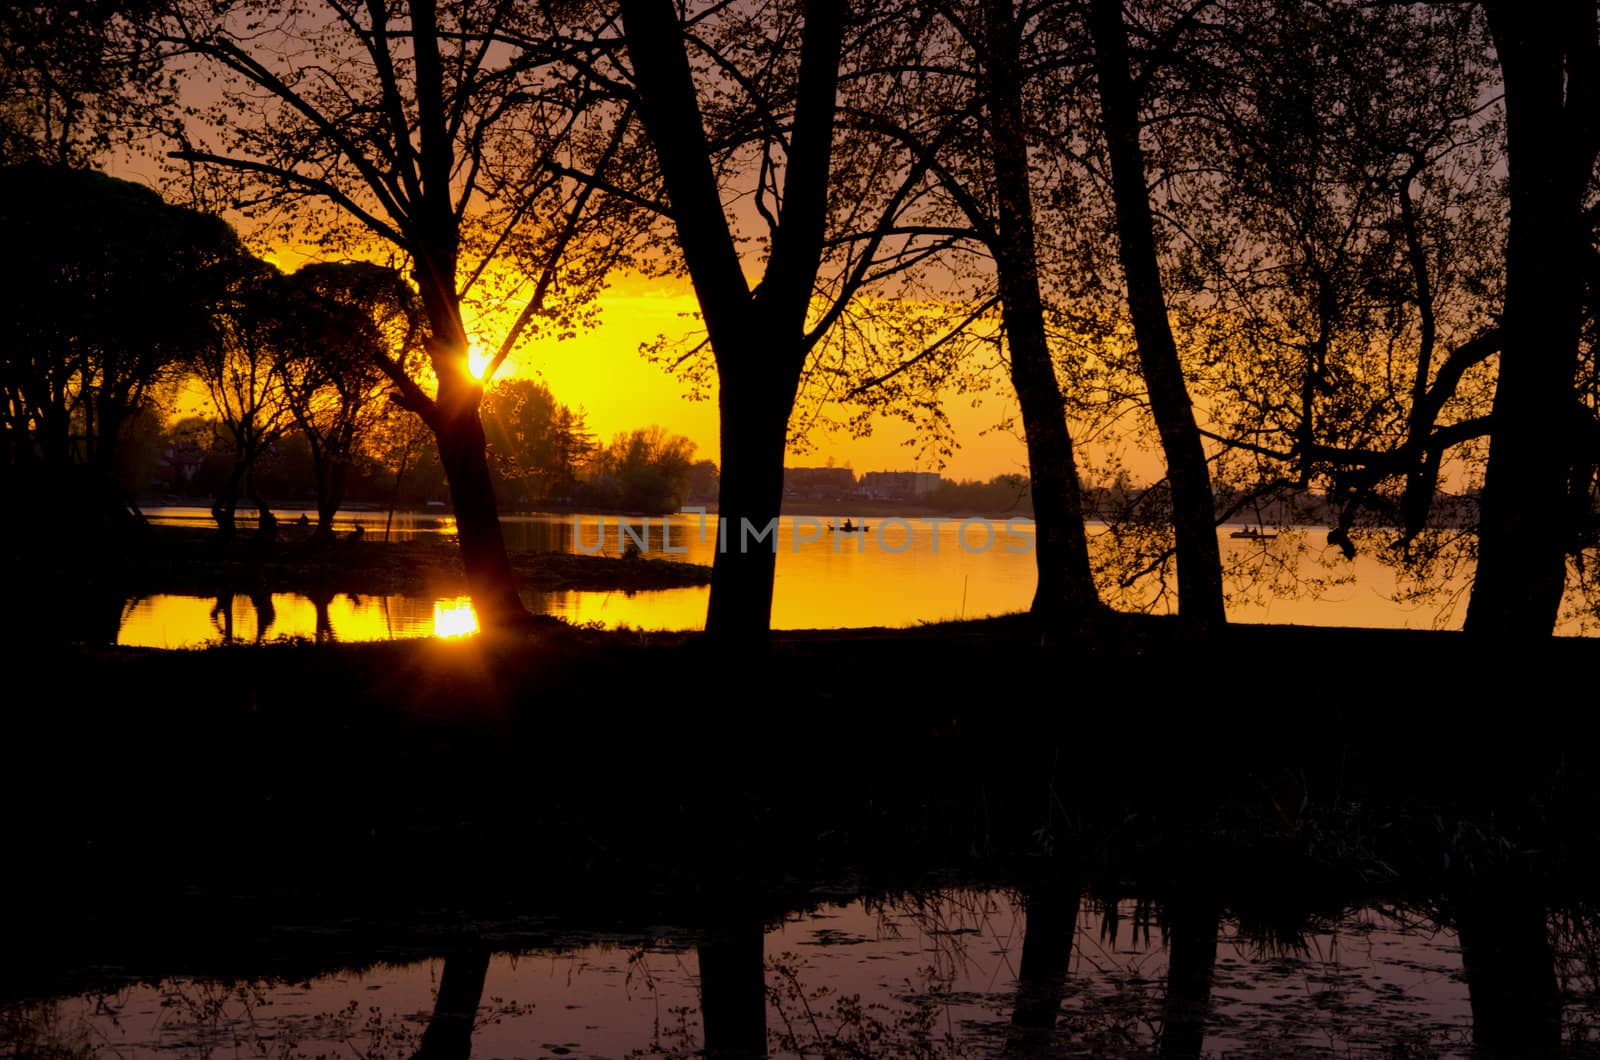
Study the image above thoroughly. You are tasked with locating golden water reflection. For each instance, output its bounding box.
[117,511,1594,647]
[118,593,450,648]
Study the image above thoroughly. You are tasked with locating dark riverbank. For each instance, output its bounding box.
[7,616,1600,1060]
[7,616,1600,1005]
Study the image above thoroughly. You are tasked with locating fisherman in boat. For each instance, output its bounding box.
[841,518,856,532]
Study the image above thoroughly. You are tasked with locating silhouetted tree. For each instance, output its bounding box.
[1087,0,1225,627]
[197,261,295,542]
[364,404,441,539]
[978,0,1102,625]
[159,0,640,627]
[1465,3,1600,637]
[836,0,1101,625]
[0,165,244,527]
[480,378,594,508]
[686,458,720,504]
[619,0,847,641]
[277,262,426,540]
[0,1,174,167]
[583,426,696,513]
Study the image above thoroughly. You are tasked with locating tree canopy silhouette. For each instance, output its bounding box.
[158,0,642,627]
[0,164,248,527]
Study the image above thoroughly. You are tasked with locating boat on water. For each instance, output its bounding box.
[827,521,871,533]
[1230,525,1278,540]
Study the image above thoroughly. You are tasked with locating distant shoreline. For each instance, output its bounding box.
[114,523,712,598]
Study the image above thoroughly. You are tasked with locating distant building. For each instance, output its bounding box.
[784,466,857,500]
[858,470,942,500]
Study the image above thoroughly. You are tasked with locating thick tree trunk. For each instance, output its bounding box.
[314,453,348,541]
[1088,0,1226,628]
[698,920,767,1060]
[412,950,491,1060]
[1005,884,1079,1055]
[705,374,794,642]
[1455,886,1561,1058]
[1159,896,1220,1060]
[1464,6,1594,638]
[433,390,528,630]
[982,0,1100,625]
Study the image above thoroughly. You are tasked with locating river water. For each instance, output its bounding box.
[9,890,1563,1059]
[114,508,1590,647]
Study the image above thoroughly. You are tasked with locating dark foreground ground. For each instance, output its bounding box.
[5,613,1599,1023]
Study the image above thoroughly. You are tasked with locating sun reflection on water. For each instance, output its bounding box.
[431,597,479,639]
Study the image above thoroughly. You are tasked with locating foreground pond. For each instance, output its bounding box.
[14,889,1587,1059]
[118,508,1591,647]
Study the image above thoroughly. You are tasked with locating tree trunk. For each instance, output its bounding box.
[213,461,245,542]
[1455,885,1561,1058]
[314,421,355,541]
[247,469,277,545]
[1464,5,1594,638]
[92,397,129,515]
[1159,896,1220,1060]
[982,0,1100,626]
[705,375,794,642]
[434,392,528,630]
[1005,884,1079,1055]
[308,435,335,542]
[698,919,767,1060]
[314,452,348,541]
[412,950,491,1060]
[1088,0,1226,628]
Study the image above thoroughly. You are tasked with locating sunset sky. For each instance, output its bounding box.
[147,212,1049,482]
[487,270,1036,481]
[106,72,1090,486]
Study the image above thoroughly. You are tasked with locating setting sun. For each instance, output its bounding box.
[432,597,479,638]
[467,342,492,381]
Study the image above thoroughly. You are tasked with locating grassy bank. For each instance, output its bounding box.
[5,616,1599,1007]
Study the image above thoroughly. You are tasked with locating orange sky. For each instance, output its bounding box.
[478,270,1040,481]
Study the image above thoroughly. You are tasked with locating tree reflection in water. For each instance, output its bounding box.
[9,891,1600,1058]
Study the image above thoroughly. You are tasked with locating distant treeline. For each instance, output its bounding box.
[147,381,717,517]
[0,165,713,533]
